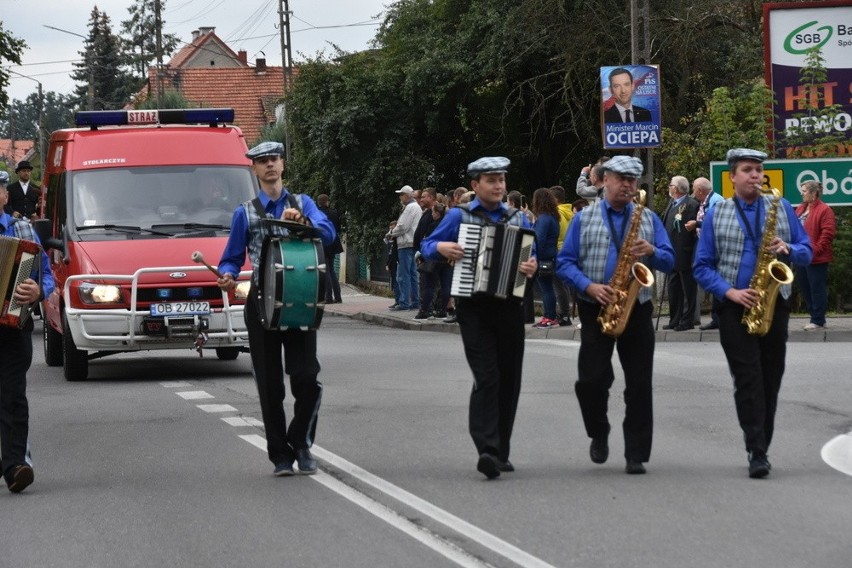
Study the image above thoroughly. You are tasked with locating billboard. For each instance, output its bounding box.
[709,157,852,206]
[600,64,661,150]
[764,1,852,157]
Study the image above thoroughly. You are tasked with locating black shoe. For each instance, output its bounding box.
[443,312,457,324]
[413,311,431,320]
[497,459,515,473]
[477,453,500,479]
[558,315,572,327]
[590,436,609,464]
[6,464,34,493]
[662,323,678,330]
[748,451,770,479]
[699,321,719,331]
[625,460,647,474]
[295,448,317,475]
[675,324,694,331]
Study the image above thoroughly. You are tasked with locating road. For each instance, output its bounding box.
[2,316,850,567]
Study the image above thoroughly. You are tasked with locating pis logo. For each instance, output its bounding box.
[784,20,833,54]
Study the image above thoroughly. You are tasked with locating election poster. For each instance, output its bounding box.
[600,64,662,150]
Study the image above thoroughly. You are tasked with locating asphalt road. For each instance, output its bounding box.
[2,316,850,567]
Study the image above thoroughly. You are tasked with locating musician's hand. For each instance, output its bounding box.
[217,273,236,291]
[587,283,614,306]
[519,257,537,278]
[437,242,465,262]
[14,278,40,304]
[282,207,309,225]
[630,238,655,258]
[726,287,759,309]
[684,220,697,232]
[769,236,790,256]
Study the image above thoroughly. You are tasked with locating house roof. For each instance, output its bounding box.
[0,139,34,167]
[168,28,244,69]
[166,67,288,143]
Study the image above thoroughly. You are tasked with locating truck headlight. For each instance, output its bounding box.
[78,283,122,304]
[233,281,251,300]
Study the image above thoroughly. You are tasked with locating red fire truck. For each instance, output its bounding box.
[34,108,254,381]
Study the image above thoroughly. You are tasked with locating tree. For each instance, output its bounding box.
[71,7,136,110]
[0,22,27,118]
[120,0,180,81]
[0,91,75,139]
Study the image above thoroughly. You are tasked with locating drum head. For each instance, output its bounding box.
[259,238,284,329]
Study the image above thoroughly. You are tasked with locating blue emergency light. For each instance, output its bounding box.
[75,108,235,128]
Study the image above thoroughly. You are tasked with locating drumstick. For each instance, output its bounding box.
[191,250,223,278]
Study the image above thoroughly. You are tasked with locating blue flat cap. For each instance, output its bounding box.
[602,155,644,178]
[467,156,510,178]
[246,141,285,160]
[726,148,767,168]
[0,171,8,185]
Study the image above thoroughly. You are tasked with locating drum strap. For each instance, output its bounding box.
[251,193,301,221]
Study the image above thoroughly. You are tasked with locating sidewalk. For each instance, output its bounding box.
[323,284,852,342]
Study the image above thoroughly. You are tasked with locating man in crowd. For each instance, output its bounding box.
[6,160,40,221]
[694,148,811,479]
[661,175,699,331]
[685,176,724,330]
[421,157,537,479]
[386,185,421,311]
[556,156,673,475]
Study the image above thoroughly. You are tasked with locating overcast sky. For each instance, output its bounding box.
[3,0,390,101]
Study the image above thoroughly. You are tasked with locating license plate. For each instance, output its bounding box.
[149,301,210,316]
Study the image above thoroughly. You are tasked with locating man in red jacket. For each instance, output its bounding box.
[794,180,836,331]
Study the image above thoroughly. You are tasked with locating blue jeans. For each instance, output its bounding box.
[536,273,557,319]
[795,263,828,326]
[396,247,419,309]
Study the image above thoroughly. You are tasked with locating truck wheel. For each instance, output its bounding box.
[43,312,63,367]
[62,313,89,382]
[215,347,240,361]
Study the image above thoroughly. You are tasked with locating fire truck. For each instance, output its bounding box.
[34,108,255,381]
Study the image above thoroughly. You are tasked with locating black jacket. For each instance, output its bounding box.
[5,181,40,218]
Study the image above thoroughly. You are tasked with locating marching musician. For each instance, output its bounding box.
[0,173,55,493]
[420,157,537,479]
[693,148,811,479]
[217,141,335,477]
[555,156,673,475]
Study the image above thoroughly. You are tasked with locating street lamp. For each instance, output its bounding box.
[43,24,95,110]
[8,70,45,169]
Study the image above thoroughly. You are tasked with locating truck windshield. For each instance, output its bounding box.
[70,165,257,235]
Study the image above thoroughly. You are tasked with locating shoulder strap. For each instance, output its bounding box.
[251,197,267,219]
[251,193,302,219]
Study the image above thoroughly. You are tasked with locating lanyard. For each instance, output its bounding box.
[733,197,762,249]
[605,205,630,253]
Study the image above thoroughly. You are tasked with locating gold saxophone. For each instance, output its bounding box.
[597,200,655,337]
[741,187,794,336]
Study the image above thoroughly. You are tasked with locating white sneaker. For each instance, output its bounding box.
[803,323,825,331]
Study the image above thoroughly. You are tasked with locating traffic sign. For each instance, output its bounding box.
[710,158,852,205]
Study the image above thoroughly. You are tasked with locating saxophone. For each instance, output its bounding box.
[597,201,655,337]
[741,187,794,336]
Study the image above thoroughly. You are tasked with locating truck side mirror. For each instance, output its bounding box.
[32,218,65,256]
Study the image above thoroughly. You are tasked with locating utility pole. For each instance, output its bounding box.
[630,0,653,203]
[37,82,45,168]
[154,0,165,108]
[278,0,294,162]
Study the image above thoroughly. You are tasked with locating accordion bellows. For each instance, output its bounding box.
[0,236,39,327]
[451,223,534,299]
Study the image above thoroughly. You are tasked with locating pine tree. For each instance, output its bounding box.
[121,0,180,80]
[71,7,135,110]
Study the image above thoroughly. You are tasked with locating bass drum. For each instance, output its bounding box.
[257,235,326,330]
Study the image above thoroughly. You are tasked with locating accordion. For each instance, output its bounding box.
[451,222,535,299]
[0,236,40,328]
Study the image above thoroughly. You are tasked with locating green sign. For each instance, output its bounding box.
[710,158,852,206]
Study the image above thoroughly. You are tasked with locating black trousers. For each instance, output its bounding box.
[717,298,789,455]
[576,300,655,462]
[0,320,34,481]
[456,297,525,462]
[245,294,323,465]
[324,252,342,303]
[668,269,697,326]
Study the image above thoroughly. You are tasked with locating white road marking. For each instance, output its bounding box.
[821,431,852,477]
[221,416,264,427]
[175,391,215,400]
[238,435,493,568]
[161,381,193,388]
[197,404,238,413]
